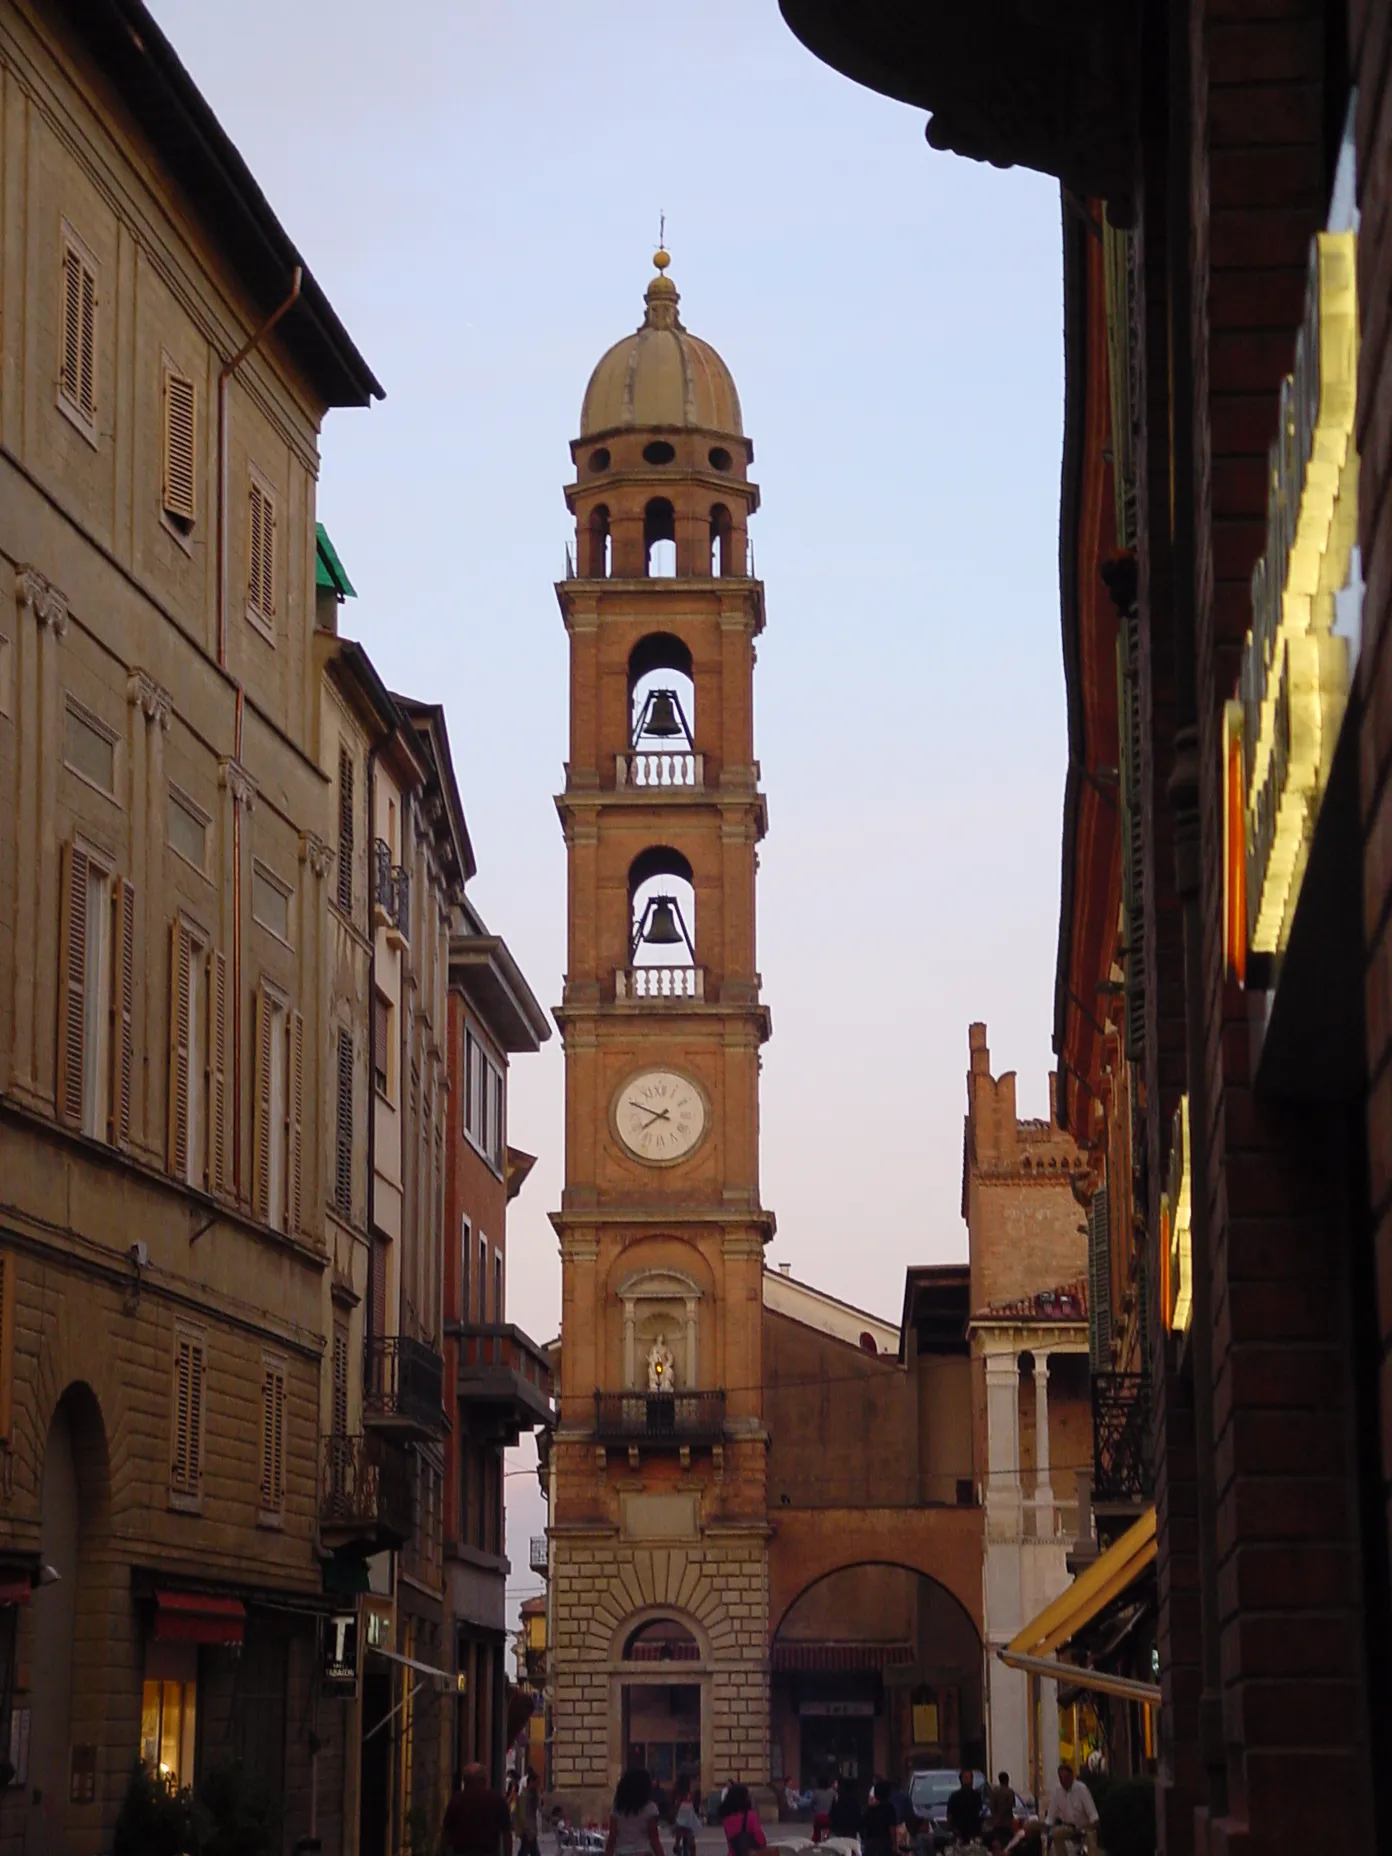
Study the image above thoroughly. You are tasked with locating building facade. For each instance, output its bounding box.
[0,1,381,1850]
[548,253,774,1816]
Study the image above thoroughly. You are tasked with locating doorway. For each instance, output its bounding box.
[360,1667,392,1856]
[622,1683,701,1794]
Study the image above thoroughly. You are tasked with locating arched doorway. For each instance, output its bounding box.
[29,1383,111,1852]
[621,1619,702,1794]
[771,1565,983,1792]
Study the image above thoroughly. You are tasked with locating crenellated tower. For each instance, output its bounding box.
[549,252,773,1811]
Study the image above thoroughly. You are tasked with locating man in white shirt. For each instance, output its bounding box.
[1046,1765,1099,1856]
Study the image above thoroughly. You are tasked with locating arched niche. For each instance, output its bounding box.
[617,1266,704,1390]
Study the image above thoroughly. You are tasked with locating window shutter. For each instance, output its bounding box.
[78,261,96,423]
[162,370,196,524]
[61,246,82,409]
[167,921,192,1177]
[1088,1185,1113,1371]
[260,1365,286,1512]
[334,1027,353,1216]
[261,494,276,618]
[110,877,135,1148]
[287,1010,305,1233]
[332,1327,348,1438]
[171,1335,204,1494]
[248,482,264,612]
[56,841,90,1128]
[370,1234,388,1338]
[337,749,354,915]
[208,950,228,1195]
[252,985,273,1222]
[1118,613,1146,1061]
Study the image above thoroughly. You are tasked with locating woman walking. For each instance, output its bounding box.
[606,1769,666,1856]
[720,1784,768,1856]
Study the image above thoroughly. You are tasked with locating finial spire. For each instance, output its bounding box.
[654,211,670,275]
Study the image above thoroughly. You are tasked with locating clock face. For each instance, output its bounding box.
[613,1070,707,1165]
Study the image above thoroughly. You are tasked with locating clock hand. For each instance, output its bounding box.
[630,1102,671,1126]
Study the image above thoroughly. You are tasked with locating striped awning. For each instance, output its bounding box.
[771,1642,915,1672]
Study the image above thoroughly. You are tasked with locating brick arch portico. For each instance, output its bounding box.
[769,1506,983,1642]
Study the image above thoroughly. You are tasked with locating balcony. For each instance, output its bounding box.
[320,1432,413,1553]
[616,751,704,791]
[371,838,410,945]
[529,1534,548,1575]
[364,1334,446,1440]
[594,1389,726,1447]
[615,966,705,1002]
[453,1322,554,1442]
[1092,1372,1152,1508]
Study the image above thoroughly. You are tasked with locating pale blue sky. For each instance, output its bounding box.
[148,0,1068,1611]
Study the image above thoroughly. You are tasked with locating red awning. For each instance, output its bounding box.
[771,1643,915,1673]
[153,1590,245,1645]
[0,1579,31,1606]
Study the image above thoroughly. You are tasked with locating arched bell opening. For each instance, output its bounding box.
[709,503,735,578]
[626,846,697,1000]
[584,503,612,579]
[626,632,696,791]
[644,498,677,578]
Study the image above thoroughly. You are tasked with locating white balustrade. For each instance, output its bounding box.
[615,966,705,1001]
[616,751,704,790]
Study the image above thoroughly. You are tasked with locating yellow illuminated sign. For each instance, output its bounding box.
[1165,1096,1191,1334]
[1240,231,1359,957]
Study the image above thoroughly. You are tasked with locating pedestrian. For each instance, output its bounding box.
[944,1770,982,1848]
[828,1778,861,1841]
[515,1767,542,1856]
[809,1772,835,1845]
[720,1783,767,1856]
[987,1772,1017,1849]
[442,1763,514,1856]
[1045,1764,1098,1856]
[606,1768,666,1856]
[861,1779,898,1856]
[673,1776,702,1856]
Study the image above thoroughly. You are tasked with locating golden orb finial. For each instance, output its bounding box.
[653,247,670,272]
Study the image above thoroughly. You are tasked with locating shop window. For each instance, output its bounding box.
[141,1643,197,1787]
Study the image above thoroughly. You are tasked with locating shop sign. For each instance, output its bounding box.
[1239,231,1359,959]
[1161,1095,1191,1334]
[798,1700,874,1718]
[323,1611,358,1698]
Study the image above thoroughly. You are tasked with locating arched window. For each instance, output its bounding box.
[624,1618,700,1662]
[709,504,734,578]
[586,504,612,579]
[644,498,676,578]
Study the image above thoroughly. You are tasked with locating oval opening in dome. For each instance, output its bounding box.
[588,447,611,473]
[708,447,732,472]
[643,441,676,466]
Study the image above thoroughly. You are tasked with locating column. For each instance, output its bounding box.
[1034,1352,1053,1536]
[684,1296,698,1387]
[984,1351,1022,1533]
[623,1299,636,1389]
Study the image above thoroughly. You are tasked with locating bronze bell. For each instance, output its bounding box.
[643,896,683,945]
[644,690,683,738]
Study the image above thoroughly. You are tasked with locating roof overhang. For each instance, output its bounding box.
[897,1264,971,1362]
[450,934,551,1053]
[777,0,1140,204]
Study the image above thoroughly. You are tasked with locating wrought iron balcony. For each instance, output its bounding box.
[616,750,704,791]
[594,1389,725,1446]
[391,864,410,944]
[364,1333,446,1440]
[453,1322,554,1441]
[615,965,705,1002]
[320,1432,413,1553]
[370,837,410,944]
[1092,1371,1152,1507]
[529,1535,548,1575]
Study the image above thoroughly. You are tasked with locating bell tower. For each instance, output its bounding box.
[549,253,773,1811]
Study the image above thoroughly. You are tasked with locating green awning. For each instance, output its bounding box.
[316,522,356,598]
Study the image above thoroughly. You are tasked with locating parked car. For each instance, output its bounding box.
[906,1771,986,1851]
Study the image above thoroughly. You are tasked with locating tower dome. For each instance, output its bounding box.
[579,253,743,439]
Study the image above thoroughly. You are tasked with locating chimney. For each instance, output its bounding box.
[969,1022,990,1076]
[777,1262,792,1276]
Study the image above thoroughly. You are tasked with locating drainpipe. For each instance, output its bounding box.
[1164,0,1228,1824]
[367,739,379,1318]
[216,266,303,1196]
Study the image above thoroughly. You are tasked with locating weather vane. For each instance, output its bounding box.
[659,210,666,250]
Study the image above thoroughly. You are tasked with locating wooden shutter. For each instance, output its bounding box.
[1088,1185,1113,1371]
[171,1334,204,1494]
[334,1027,353,1216]
[162,369,196,524]
[248,481,264,611]
[56,841,90,1129]
[208,950,228,1195]
[261,491,276,618]
[60,242,96,425]
[252,984,273,1222]
[167,921,192,1177]
[336,748,354,915]
[78,259,96,422]
[287,1011,305,1233]
[110,877,135,1148]
[260,1364,286,1512]
[332,1325,349,1438]
[370,1235,387,1338]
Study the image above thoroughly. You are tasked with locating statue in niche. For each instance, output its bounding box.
[646,1332,675,1392]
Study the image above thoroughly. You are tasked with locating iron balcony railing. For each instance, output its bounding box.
[529,1535,549,1575]
[364,1333,446,1438]
[392,864,410,943]
[370,837,411,943]
[594,1389,726,1445]
[1092,1371,1152,1505]
[371,837,392,916]
[320,1431,413,1549]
